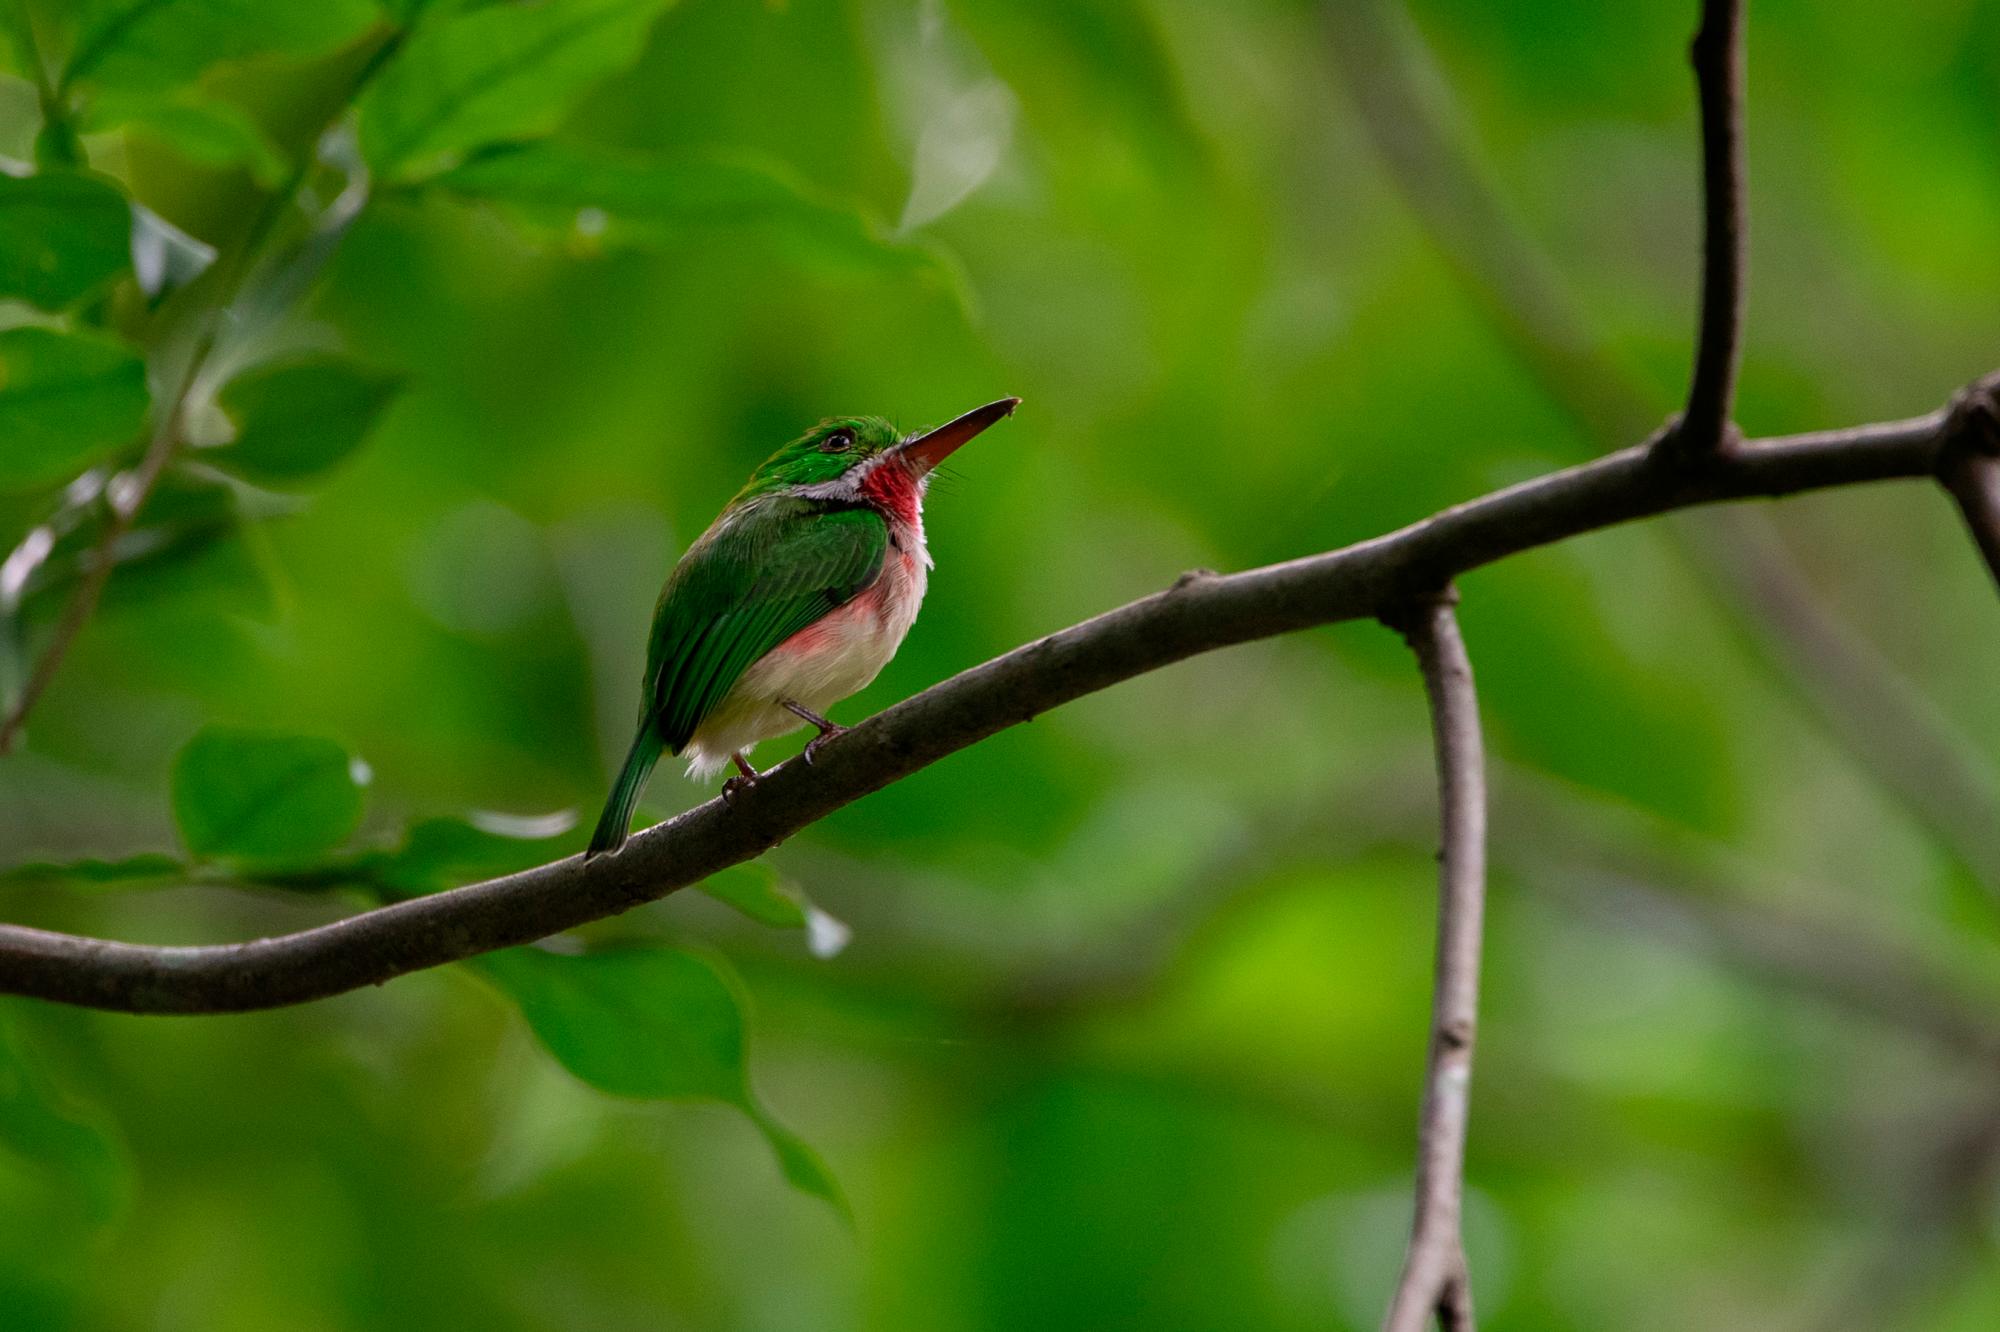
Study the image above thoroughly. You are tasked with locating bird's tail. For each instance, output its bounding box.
[587,729,663,859]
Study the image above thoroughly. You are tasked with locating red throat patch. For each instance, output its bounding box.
[859,459,923,528]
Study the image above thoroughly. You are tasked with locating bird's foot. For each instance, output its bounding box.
[802,722,849,766]
[722,753,761,805]
[779,697,848,766]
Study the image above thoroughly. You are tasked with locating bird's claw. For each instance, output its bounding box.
[803,724,849,766]
[721,773,758,805]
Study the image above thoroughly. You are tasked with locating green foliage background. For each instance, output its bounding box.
[3,0,2000,1327]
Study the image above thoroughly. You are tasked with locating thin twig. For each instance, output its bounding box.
[0,368,191,754]
[730,807,2000,1118]
[10,0,65,140]
[1678,0,1748,454]
[1697,507,2000,893]
[967,759,2000,1073]
[1550,871,2000,1068]
[1799,1096,2000,1332]
[1326,0,1643,448]
[1380,595,1486,1332]
[0,398,1981,1014]
[0,23,412,755]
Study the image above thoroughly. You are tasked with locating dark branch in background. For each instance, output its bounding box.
[963,741,2000,1064]
[1326,0,1642,447]
[962,759,2000,1071]
[1676,0,1748,454]
[1704,495,2000,892]
[1380,596,1486,1332]
[1800,1095,2000,1332]
[1553,858,2000,1329]
[1549,869,2000,1069]
[0,401,1982,1014]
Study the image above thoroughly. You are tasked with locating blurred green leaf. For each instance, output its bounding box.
[0,172,131,310]
[373,811,573,895]
[209,354,401,487]
[0,327,148,493]
[90,91,287,185]
[963,0,1210,175]
[371,0,437,24]
[170,725,367,861]
[0,1013,127,1228]
[59,0,378,98]
[10,466,255,618]
[0,853,184,887]
[692,863,849,956]
[0,7,35,79]
[356,0,677,182]
[480,945,744,1101]
[753,1113,846,1217]
[697,863,807,930]
[429,142,944,276]
[33,116,88,171]
[476,943,846,1212]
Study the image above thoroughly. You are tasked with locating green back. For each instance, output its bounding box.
[645,498,888,751]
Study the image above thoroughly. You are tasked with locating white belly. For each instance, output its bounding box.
[682,542,928,779]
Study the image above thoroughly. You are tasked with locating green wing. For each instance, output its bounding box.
[644,499,888,752]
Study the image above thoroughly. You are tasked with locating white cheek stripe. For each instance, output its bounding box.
[791,476,862,502]
[790,451,933,505]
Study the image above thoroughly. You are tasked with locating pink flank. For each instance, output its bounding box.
[771,590,871,658]
[767,563,905,662]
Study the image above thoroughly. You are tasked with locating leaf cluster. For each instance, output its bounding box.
[0,0,934,1208]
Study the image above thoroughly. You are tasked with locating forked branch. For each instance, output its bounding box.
[1329,1,2000,900]
[1380,595,1487,1332]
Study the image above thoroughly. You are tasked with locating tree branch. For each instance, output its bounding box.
[1380,595,1487,1332]
[1327,0,1647,449]
[1677,0,1748,454]
[0,397,1981,1015]
[1799,1095,2000,1332]
[1549,869,2000,1069]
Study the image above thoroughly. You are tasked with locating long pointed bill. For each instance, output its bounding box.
[894,397,1021,473]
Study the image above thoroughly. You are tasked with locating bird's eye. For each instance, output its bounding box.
[820,429,855,453]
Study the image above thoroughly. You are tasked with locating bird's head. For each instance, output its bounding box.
[739,398,1020,505]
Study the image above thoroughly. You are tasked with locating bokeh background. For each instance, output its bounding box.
[5,0,2000,1328]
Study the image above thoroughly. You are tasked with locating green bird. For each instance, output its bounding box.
[587,397,1021,857]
